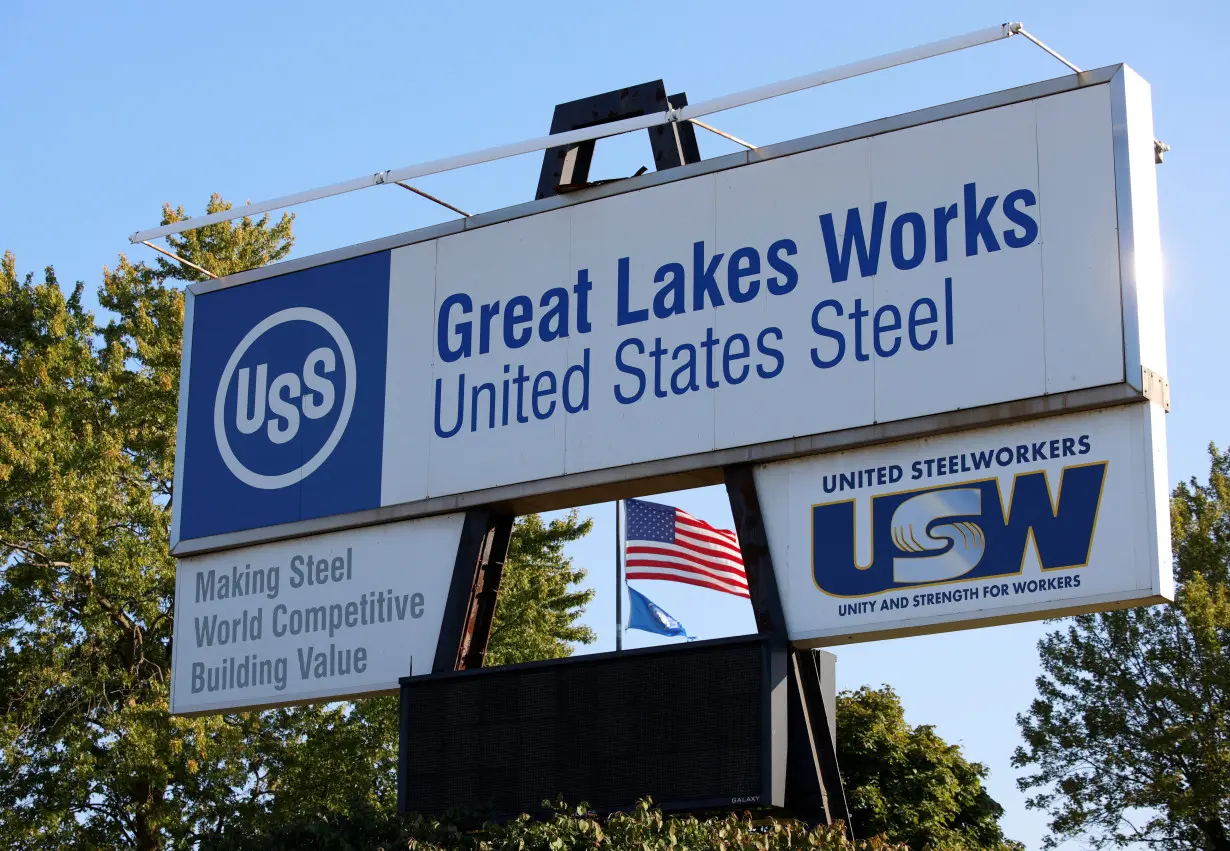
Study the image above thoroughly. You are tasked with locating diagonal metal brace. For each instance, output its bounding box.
[141,240,218,279]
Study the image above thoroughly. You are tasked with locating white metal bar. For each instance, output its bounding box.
[129,23,1020,244]
[678,23,1017,121]
[129,114,667,243]
[689,119,757,151]
[1013,26,1082,73]
[141,240,218,279]
[394,181,471,217]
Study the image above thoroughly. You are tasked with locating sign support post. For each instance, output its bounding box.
[726,464,852,831]
[431,510,516,673]
[615,500,623,651]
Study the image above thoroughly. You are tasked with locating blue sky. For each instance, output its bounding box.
[3,1,1226,847]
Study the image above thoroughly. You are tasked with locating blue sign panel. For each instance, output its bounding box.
[178,251,391,541]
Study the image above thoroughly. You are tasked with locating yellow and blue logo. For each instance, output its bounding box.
[812,462,1107,597]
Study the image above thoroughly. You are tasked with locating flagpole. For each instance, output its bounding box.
[615,500,623,651]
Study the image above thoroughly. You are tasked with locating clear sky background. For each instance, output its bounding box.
[3,1,1226,848]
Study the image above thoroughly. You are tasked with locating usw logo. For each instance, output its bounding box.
[812,463,1107,597]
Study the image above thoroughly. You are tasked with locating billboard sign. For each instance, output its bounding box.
[170,513,464,715]
[754,403,1171,645]
[170,65,1164,554]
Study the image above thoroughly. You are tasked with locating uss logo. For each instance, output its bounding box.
[812,462,1108,597]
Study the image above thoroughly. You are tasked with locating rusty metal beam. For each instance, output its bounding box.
[432,510,515,673]
[724,464,789,641]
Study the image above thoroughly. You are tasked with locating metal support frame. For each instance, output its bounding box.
[725,466,789,641]
[459,512,514,669]
[130,23,1021,243]
[431,510,515,673]
[725,465,851,831]
[536,81,701,199]
[790,649,849,826]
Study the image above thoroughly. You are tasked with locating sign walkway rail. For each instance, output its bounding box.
[129,23,1030,245]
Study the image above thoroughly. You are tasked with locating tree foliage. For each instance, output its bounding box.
[1014,444,1230,850]
[486,511,596,667]
[395,798,907,851]
[837,686,1022,851]
[0,197,294,851]
[206,797,908,851]
[0,196,601,850]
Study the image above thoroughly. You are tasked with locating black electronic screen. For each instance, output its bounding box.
[399,636,773,817]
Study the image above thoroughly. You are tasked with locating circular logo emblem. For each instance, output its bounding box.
[213,307,356,490]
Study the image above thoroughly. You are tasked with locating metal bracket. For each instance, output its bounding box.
[536,80,701,200]
[1142,367,1170,412]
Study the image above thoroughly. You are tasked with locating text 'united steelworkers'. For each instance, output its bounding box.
[432,181,1038,436]
[188,547,426,696]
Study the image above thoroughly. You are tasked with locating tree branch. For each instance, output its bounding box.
[1,537,143,665]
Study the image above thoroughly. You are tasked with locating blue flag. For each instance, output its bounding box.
[626,585,692,639]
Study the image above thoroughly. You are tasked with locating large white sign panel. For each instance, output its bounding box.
[173,66,1165,551]
[755,403,1172,645]
[170,514,464,715]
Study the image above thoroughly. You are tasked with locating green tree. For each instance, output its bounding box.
[393,798,906,851]
[209,797,909,851]
[837,686,1023,851]
[486,511,596,667]
[0,198,601,850]
[0,197,295,851]
[1013,444,1230,850]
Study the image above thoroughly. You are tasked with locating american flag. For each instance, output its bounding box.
[623,498,749,598]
